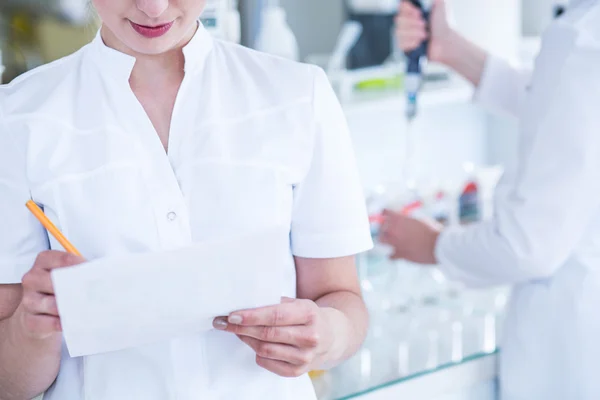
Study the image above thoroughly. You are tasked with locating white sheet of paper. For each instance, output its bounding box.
[52,228,288,358]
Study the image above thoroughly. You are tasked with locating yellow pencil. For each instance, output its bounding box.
[25,200,82,256]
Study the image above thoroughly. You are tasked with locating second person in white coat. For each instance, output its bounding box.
[386,0,600,399]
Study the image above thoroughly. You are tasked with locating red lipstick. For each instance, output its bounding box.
[130,21,174,38]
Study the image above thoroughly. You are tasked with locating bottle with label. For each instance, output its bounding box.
[200,0,228,39]
[459,181,480,225]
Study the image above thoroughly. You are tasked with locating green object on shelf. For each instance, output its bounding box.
[354,74,404,92]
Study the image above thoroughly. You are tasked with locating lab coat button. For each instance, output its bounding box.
[167,211,177,221]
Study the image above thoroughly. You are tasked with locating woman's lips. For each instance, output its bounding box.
[130,21,174,38]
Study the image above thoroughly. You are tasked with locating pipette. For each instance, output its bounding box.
[404,0,432,123]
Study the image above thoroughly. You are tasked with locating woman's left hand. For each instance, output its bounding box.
[213,297,336,377]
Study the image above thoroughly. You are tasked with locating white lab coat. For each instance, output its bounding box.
[435,1,600,399]
[0,24,372,399]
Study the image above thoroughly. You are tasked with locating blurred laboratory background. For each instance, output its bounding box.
[0,1,567,399]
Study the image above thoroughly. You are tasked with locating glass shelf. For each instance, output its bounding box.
[332,351,498,400]
[312,256,508,400]
[313,324,501,400]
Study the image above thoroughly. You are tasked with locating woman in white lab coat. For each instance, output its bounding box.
[385,0,600,399]
[0,1,373,399]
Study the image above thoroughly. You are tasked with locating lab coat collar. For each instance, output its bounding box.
[89,21,213,82]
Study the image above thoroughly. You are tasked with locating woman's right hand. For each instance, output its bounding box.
[395,0,455,64]
[19,251,85,339]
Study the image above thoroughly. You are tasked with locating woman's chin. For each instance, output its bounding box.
[125,28,183,55]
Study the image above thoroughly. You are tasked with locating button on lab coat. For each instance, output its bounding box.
[436,1,600,398]
[0,24,373,399]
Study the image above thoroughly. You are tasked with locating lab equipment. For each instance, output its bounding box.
[224,0,241,43]
[346,4,396,70]
[200,0,241,43]
[458,181,480,225]
[327,21,363,74]
[353,74,403,91]
[328,262,507,399]
[200,0,228,39]
[347,0,399,14]
[404,0,432,122]
[456,163,503,225]
[254,0,299,61]
[428,189,451,226]
[554,4,567,18]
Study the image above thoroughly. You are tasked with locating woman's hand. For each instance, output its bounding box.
[18,251,85,340]
[380,209,441,264]
[213,297,337,378]
[395,0,455,64]
[396,0,489,86]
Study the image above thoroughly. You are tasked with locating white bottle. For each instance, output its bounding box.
[254,3,299,61]
[224,0,241,44]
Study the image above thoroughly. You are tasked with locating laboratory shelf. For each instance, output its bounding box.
[329,352,498,400]
[312,267,507,400]
[341,78,474,118]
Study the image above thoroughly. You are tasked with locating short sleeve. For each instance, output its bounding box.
[0,112,49,283]
[290,68,373,259]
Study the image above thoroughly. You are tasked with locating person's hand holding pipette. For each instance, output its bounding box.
[396,0,488,86]
[396,0,452,63]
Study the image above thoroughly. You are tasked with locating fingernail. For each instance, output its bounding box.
[228,315,243,325]
[213,318,228,330]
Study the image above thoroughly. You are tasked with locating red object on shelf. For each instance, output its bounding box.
[369,214,384,224]
[368,199,424,223]
[463,182,478,194]
[401,200,423,216]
